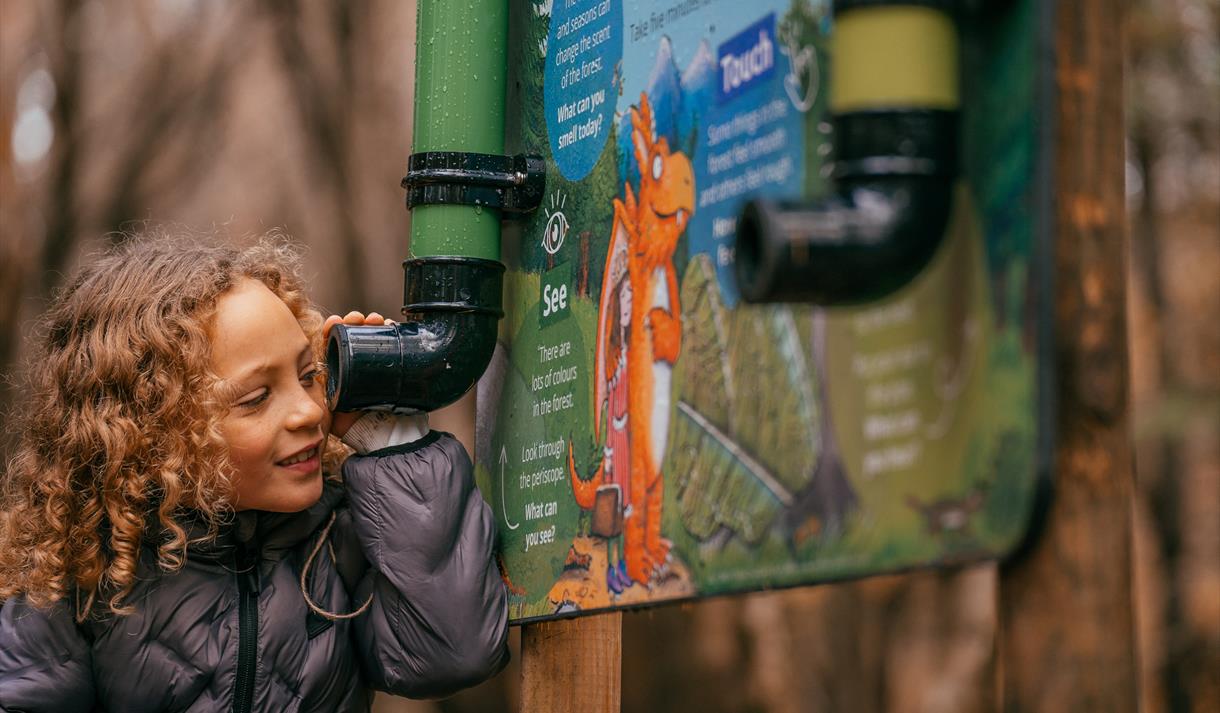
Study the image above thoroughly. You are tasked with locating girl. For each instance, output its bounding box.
[0,233,508,712]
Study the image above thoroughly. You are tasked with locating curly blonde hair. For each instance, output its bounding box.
[0,229,345,618]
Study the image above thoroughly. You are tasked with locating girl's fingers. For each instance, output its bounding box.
[321,311,388,339]
[321,314,343,339]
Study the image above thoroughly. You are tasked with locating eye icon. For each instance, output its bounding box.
[542,210,569,255]
[652,155,663,180]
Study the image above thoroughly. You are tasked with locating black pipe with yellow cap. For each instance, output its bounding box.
[734,0,960,304]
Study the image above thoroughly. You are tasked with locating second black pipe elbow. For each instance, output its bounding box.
[735,109,958,305]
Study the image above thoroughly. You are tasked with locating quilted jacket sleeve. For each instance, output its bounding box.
[340,430,509,699]
[0,597,95,713]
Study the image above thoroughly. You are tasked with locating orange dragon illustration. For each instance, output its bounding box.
[568,93,695,589]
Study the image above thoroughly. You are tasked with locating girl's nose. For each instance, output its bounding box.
[286,386,325,431]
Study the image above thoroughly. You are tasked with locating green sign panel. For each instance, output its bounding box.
[476,0,1047,622]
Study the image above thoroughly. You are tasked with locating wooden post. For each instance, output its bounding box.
[521,613,622,713]
[439,391,622,712]
[997,0,1137,710]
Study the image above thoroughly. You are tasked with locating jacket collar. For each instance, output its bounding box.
[149,481,345,565]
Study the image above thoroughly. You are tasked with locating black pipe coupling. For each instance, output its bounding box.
[402,152,546,213]
[735,109,958,304]
[325,257,505,413]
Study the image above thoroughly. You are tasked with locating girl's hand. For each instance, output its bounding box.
[322,311,389,438]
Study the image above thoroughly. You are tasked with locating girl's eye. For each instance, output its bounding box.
[651,155,663,180]
[238,389,269,409]
[300,368,322,386]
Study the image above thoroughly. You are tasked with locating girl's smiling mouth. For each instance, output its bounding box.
[276,440,322,471]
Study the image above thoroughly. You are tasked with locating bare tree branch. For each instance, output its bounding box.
[264,0,369,304]
[102,4,249,239]
[37,0,84,299]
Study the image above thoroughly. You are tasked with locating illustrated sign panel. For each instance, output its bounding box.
[476,0,1045,622]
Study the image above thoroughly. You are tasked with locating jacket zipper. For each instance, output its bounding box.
[233,543,260,713]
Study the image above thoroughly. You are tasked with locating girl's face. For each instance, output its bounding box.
[210,279,330,512]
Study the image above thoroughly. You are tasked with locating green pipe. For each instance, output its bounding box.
[324,0,510,414]
[408,0,508,260]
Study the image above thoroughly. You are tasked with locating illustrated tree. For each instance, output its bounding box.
[668,255,859,565]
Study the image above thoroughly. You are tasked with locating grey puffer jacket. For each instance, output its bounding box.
[0,431,509,712]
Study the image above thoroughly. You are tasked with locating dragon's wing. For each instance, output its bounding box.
[594,209,631,436]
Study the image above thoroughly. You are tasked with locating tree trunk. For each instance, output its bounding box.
[997,0,1138,710]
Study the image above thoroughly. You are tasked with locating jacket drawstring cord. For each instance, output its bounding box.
[299,511,373,620]
[74,587,97,624]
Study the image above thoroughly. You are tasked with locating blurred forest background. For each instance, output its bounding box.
[1,1,1216,711]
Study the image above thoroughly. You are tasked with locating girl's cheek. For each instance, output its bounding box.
[220,413,272,465]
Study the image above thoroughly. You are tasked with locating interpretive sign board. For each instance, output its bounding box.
[476,0,1048,622]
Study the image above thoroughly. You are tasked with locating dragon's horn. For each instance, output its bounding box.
[623,183,637,215]
[633,92,653,137]
[630,92,655,160]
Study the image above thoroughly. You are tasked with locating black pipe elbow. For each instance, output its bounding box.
[325,257,504,413]
[735,109,958,305]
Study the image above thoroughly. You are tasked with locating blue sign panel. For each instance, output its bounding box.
[717,14,777,104]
